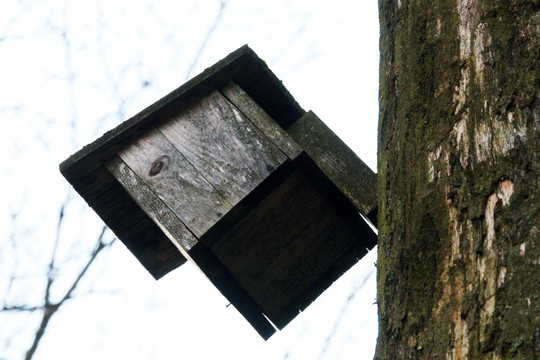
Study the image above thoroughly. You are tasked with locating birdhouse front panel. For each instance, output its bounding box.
[60,45,378,340]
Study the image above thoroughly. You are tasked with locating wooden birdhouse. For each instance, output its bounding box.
[60,45,378,339]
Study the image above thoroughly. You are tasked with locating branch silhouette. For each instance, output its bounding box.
[24,226,113,360]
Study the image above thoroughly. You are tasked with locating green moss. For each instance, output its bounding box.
[377,0,539,358]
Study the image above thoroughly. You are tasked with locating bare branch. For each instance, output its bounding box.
[317,268,375,360]
[184,1,227,81]
[1,305,43,312]
[24,226,113,360]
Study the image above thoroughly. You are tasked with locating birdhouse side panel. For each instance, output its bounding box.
[270,235,373,329]
[246,174,360,321]
[158,90,288,206]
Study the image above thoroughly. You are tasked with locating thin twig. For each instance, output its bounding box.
[1,305,43,312]
[317,268,374,360]
[25,226,112,360]
[184,1,227,81]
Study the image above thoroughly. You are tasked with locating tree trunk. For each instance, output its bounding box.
[375,0,539,359]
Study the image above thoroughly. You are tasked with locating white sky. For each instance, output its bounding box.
[0,0,380,359]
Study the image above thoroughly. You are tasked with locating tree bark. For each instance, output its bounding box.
[375,0,539,359]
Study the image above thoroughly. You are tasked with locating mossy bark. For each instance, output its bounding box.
[376,0,540,359]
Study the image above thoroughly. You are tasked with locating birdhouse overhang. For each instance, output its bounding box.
[60,45,378,339]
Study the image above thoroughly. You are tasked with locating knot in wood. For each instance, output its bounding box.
[149,155,170,177]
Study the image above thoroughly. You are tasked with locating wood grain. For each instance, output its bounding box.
[116,128,232,239]
[105,154,199,252]
[159,90,288,206]
[210,171,308,285]
[221,82,302,159]
[108,154,276,338]
[212,170,359,321]
[287,111,378,224]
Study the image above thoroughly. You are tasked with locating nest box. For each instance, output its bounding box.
[60,45,378,339]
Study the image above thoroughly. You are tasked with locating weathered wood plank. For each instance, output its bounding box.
[116,128,232,239]
[212,170,359,321]
[210,171,309,285]
[221,82,302,159]
[105,155,199,253]
[159,90,288,206]
[287,111,378,225]
[59,46,304,179]
[249,181,359,320]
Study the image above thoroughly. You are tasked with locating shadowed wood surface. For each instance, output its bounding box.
[270,239,373,329]
[160,90,288,205]
[210,171,310,286]
[117,128,231,238]
[212,169,362,323]
[90,165,186,279]
[221,82,302,159]
[287,111,378,224]
[187,243,277,340]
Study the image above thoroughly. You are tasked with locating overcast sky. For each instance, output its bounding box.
[0,1,379,359]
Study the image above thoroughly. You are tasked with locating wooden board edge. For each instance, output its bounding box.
[104,154,198,254]
[220,81,303,159]
[59,45,304,180]
[269,238,375,330]
[198,158,297,248]
[188,242,277,340]
[287,110,378,225]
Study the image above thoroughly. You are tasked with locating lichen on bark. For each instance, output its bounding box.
[375,0,540,359]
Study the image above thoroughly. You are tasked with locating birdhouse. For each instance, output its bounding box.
[60,45,378,339]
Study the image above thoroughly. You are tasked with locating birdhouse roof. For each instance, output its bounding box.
[60,45,305,279]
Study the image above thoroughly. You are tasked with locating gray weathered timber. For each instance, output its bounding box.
[221,82,302,159]
[159,90,287,205]
[116,128,232,239]
[105,155,198,252]
[108,153,277,339]
[60,46,304,176]
[287,111,378,224]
